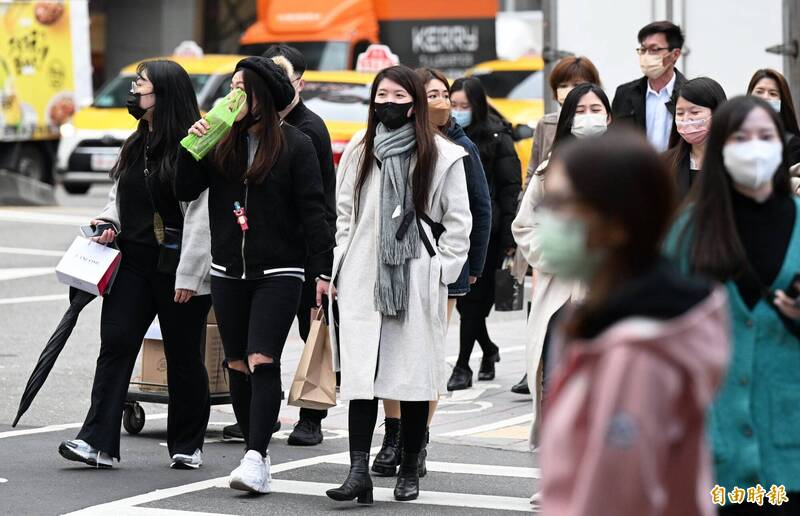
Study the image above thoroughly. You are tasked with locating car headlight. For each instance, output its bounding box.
[60,122,75,138]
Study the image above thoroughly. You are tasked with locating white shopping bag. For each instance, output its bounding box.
[55,236,121,296]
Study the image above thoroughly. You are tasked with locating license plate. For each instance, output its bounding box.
[90,153,117,171]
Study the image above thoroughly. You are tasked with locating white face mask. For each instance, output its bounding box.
[723,140,783,190]
[571,113,608,138]
[767,98,781,113]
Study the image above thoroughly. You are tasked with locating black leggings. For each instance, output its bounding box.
[455,317,499,370]
[211,275,302,456]
[348,399,429,454]
[77,243,211,460]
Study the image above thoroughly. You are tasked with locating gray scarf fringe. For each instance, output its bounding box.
[373,122,419,316]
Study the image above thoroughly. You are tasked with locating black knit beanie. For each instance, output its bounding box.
[235,56,295,112]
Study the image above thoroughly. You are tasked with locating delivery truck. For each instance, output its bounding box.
[0,0,92,186]
[239,0,497,76]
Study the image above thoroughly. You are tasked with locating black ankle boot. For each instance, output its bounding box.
[371,417,401,476]
[326,451,373,504]
[478,346,500,381]
[447,366,473,391]
[417,428,429,477]
[394,452,420,501]
[511,374,530,395]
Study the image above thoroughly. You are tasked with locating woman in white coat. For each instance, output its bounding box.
[512,83,611,447]
[326,65,472,504]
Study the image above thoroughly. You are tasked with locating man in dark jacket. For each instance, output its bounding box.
[612,21,687,152]
[258,44,336,446]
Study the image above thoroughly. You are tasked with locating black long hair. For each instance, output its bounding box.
[111,60,199,183]
[354,65,436,215]
[214,68,284,184]
[665,77,727,171]
[543,83,611,172]
[557,129,677,336]
[679,95,792,281]
[747,68,800,136]
[450,76,492,137]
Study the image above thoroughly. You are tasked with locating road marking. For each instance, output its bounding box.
[71,509,228,516]
[0,267,54,281]
[326,455,540,478]
[439,413,534,437]
[0,293,69,305]
[0,477,7,483]
[268,479,533,512]
[64,448,373,515]
[0,209,88,226]
[0,414,168,439]
[0,246,64,257]
[436,401,493,415]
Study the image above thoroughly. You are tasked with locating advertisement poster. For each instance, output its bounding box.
[0,1,91,141]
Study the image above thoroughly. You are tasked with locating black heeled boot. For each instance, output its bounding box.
[418,428,429,477]
[394,452,420,501]
[478,347,500,381]
[325,451,373,504]
[371,417,401,476]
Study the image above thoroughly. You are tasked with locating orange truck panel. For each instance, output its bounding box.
[241,0,378,44]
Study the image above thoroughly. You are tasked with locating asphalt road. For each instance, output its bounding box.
[0,184,538,515]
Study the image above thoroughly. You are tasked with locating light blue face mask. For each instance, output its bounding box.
[451,109,472,128]
[767,98,781,113]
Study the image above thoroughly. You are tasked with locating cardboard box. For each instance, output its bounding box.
[140,338,169,393]
[138,324,228,394]
[204,324,228,394]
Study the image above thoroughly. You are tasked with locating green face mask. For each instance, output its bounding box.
[537,210,605,281]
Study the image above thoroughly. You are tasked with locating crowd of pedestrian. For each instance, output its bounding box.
[53,19,800,515]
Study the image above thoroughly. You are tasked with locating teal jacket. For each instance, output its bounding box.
[664,198,800,491]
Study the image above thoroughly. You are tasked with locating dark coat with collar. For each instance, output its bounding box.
[611,69,687,143]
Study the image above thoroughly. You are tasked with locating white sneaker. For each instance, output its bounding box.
[229,450,271,494]
[58,439,114,468]
[171,449,203,469]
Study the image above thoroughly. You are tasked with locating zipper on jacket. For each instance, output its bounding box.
[241,180,249,279]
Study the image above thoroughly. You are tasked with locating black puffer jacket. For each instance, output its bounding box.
[175,123,334,280]
[465,115,521,249]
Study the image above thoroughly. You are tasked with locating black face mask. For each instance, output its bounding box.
[374,101,412,130]
[126,92,153,120]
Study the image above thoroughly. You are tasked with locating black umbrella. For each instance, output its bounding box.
[12,287,97,427]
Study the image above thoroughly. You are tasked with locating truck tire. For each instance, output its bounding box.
[64,183,91,194]
[18,145,49,184]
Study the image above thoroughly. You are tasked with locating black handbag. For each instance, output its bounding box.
[143,146,183,275]
[495,256,524,312]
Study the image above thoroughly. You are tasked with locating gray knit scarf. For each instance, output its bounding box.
[373,122,419,316]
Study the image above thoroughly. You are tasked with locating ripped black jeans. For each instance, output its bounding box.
[211,275,302,455]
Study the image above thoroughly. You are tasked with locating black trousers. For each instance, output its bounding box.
[296,275,328,423]
[77,243,212,460]
[211,275,302,455]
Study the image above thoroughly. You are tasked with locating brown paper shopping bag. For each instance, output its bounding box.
[288,307,337,410]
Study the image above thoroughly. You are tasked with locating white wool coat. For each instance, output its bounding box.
[512,168,583,447]
[330,130,472,401]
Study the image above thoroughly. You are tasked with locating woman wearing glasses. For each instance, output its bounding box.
[59,60,213,470]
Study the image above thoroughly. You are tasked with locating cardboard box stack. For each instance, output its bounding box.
[139,307,228,394]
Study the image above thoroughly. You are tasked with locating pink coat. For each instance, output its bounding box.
[540,288,730,516]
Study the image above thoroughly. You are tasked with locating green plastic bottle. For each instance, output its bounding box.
[180,88,247,161]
